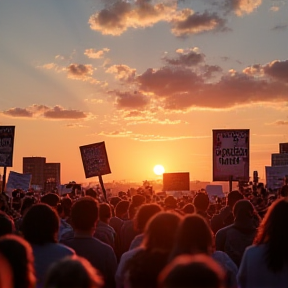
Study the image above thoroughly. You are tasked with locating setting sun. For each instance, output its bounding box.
[153,164,165,176]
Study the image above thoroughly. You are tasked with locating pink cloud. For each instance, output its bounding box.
[137,67,203,97]
[244,60,288,83]
[225,0,262,16]
[2,108,33,118]
[106,64,136,81]
[1,105,89,120]
[67,64,94,80]
[114,91,150,109]
[84,48,110,59]
[89,0,176,36]
[43,106,88,119]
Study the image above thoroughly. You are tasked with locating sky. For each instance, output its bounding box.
[1,0,288,185]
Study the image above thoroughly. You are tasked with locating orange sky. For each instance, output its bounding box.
[1,0,288,185]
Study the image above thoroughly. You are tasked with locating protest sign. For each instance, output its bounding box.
[163,172,190,191]
[80,142,111,178]
[6,171,32,197]
[0,126,15,167]
[206,184,225,202]
[213,129,249,181]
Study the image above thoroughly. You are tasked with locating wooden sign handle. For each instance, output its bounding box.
[98,175,108,203]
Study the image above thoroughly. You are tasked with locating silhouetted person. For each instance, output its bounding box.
[237,198,288,288]
[44,255,103,288]
[159,254,227,288]
[62,197,117,288]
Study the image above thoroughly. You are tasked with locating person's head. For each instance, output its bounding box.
[279,185,288,197]
[131,194,146,207]
[22,203,59,245]
[182,203,195,215]
[142,212,181,252]
[164,196,177,210]
[0,234,36,288]
[41,193,60,208]
[85,189,97,199]
[171,214,214,259]
[254,198,288,272]
[159,254,226,288]
[0,252,13,288]
[233,199,255,221]
[57,197,72,218]
[0,211,14,237]
[109,196,121,209]
[134,203,162,232]
[0,193,9,211]
[71,197,98,232]
[193,193,210,212]
[44,255,103,288]
[115,200,129,219]
[20,196,36,216]
[98,203,112,223]
[227,190,243,209]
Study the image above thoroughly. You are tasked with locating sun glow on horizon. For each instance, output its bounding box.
[153,164,165,176]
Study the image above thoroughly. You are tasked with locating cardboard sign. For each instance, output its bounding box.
[163,172,190,191]
[80,142,111,178]
[0,126,15,167]
[6,171,32,196]
[213,129,249,181]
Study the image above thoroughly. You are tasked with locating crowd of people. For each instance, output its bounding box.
[0,182,288,288]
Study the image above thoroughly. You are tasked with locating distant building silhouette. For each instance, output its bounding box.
[23,157,61,190]
[266,143,288,190]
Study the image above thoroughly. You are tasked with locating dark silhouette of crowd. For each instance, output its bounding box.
[0,182,288,288]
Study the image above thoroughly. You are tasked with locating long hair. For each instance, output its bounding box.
[170,214,214,260]
[142,212,181,253]
[253,198,288,272]
[0,234,36,288]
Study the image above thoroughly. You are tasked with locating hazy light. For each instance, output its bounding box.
[153,164,165,176]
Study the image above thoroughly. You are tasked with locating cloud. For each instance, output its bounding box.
[202,65,223,78]
[272,24,288,31]
[134,64,288,110]
[244,60,288,83]
[225,0,262,16]
[98,130,210,141]
[38,61,100,84]
[163,48,205,66]
[66,123,88,128]
[106,64,136,81]
[270,6,280,12]
[1,105,90,120]
[263,60,288,83]
[2,108,33,118]
[120,110,185,125]
[89,1,226,37]
[270,120,288,125]
[43,106,88,119]
[84,48,110,59]
[137,66,203,97]
[114,91,150,109]
[170,10,228,37]
[67,64,94,80]
[89,0,176,36]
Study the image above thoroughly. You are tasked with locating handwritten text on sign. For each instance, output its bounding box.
[213,129,249,181]
[80,142,111,178]
[0,126,15,167]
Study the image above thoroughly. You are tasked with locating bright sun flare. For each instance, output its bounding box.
[153,164,165,176]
